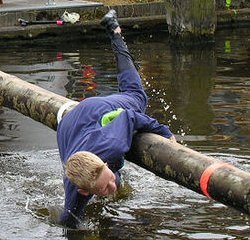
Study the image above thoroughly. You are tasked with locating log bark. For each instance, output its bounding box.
[126,133,250,215]
[0,70,250,215]
[0,71,78,130]
[163,0,216,39]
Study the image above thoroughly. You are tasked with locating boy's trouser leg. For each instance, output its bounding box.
[110,33,148,112]
[111,33,137,74]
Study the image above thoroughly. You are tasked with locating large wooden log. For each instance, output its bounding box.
[126,133,250,215]
[0,71,77,130]
[0,70,250,215]
[163,0,216,39]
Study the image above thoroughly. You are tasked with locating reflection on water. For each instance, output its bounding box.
[0,28,250,239]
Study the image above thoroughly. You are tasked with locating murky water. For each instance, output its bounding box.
[0,28,250,239]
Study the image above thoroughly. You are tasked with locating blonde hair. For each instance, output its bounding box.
[65,151,105,192]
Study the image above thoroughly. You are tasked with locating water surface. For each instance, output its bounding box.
[0,28,249,239]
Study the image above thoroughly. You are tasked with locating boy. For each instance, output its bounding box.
[57,9,175,228]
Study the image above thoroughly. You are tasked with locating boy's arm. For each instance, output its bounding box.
[60,176,92,228]
[133,110,173,138]
[112,109,174,139]
[98,109,174,161]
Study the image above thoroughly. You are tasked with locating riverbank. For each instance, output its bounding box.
[0,1,249,40]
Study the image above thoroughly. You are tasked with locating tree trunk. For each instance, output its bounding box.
[126,133,250,215]
[0,71,77,130]
[164,0,216,39]
[0,70,249,215]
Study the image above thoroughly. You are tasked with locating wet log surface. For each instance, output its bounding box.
[126,133,250,215]
[0,70,77,130]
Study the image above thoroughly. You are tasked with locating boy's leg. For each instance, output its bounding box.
[111,32,138,74]
[101,10,138,74]
[101,10,148,111]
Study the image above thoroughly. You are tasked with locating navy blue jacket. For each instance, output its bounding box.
[57,69,173,227]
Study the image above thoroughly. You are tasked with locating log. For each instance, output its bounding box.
[126,133,250,215]
[0,70,250,215]
[0,0,3,4]
[0,70,78,130]
[163,0,216,39]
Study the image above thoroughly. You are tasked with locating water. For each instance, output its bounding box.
[0,28,250,239]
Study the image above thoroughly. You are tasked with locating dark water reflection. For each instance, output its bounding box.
[0,28,250,239]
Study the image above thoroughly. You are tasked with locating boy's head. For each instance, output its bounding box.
[65,151,117,196]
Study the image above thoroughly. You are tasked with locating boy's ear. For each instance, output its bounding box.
[77,189,90,196]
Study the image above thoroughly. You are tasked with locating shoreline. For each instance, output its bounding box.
[0,2,249,40]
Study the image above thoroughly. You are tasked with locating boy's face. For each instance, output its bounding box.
[93,165,117,196]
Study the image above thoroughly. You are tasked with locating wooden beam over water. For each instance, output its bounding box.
[0,70,77,130]
[0,70,249,215]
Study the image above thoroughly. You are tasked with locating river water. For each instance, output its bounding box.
[0,28,249,239]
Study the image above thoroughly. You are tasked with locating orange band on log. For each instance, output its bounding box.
[200,162,232,199]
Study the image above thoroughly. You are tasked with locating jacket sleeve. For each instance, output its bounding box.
[115,109,173,139]
[131,110,173,138]
[60,176,93,228]
[94,109,173,162]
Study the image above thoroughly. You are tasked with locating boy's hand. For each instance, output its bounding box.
[169,135,177,143]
